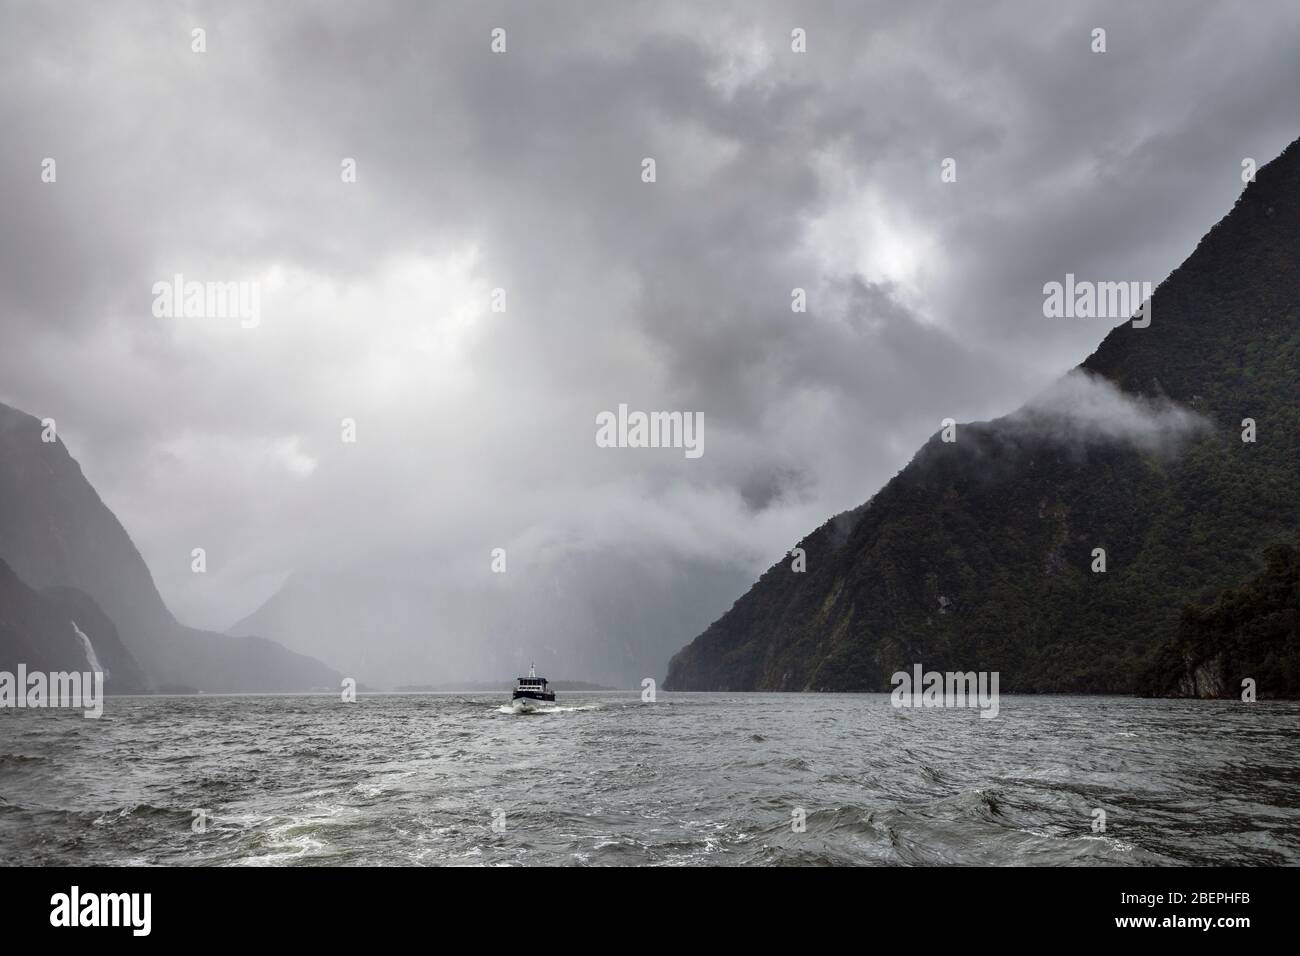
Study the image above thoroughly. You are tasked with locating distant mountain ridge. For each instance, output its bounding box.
[665,137,1300,695]
[0,402,341,692]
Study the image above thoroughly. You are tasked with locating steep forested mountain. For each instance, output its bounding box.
[666,139,1300,696]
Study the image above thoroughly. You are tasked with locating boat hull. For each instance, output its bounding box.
[511,690,556,704]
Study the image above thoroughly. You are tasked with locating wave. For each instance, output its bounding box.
[0,753,48,765]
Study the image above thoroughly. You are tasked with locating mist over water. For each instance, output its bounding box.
[3,694,1297,866]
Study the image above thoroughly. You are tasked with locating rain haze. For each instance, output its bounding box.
[2,0,1298,686]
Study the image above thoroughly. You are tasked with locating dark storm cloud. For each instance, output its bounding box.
[0,0,1296,677]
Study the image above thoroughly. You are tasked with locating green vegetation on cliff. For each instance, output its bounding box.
[666,139,1300,695]
[1143,545,1300,698]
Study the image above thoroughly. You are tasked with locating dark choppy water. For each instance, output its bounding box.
[2,693,1298,866]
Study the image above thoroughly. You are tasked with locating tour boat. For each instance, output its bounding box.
[512,663,555,710]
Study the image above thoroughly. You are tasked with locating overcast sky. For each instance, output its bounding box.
[2,0,1298,634]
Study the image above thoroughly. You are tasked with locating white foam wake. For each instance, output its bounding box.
[496,702,601,715]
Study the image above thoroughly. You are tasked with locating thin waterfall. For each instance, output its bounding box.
[71,620,108,677]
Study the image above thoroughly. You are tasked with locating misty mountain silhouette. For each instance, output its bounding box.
[229,553,750,689]
[0,557,148,692]
[666,138,1300,695]
[0,403,341,692]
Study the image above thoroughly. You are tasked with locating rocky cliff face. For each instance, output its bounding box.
[666,138,1300,695]
[1177,653,1228,699]
[1151,544,1300,699]
[0,402,342,692]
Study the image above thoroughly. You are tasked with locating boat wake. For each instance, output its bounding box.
[497,702,602,715]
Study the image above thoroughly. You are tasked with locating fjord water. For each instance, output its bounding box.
[2,693,1297,866]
